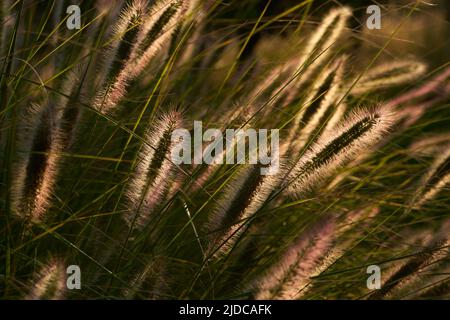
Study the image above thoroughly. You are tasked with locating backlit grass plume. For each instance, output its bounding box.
[351,60,427,95]
[297,6,351,78]
[124,110,183,230]
[25,259,66,300]
[11,69,86,223]
[253,207,380,300]
[412,147,450,209]
[95,0,189,113]
[286,106,395,197]
[253,216,337,300]
[94,0,147,113]
[269,7,351,107]
[206,163,282,258]
[286,56,347,156]
[12,104,62,223]
[368,237,449,299]
[127,0,189,77]
[384,66,450,109]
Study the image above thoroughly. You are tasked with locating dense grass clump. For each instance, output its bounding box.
[0,0,449,299]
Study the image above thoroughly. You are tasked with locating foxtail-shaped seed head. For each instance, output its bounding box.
[124,110,184,230]
[127,0,189,75]
[287,57,347,156]
[206,163,283,259]
[254,216,337,300]
[95,0,189,113]
[412,146,450,209]
[284,6,351,99]
[286,105,395,198]
[94,0,147,112]
[12,104,63,223]
[302,7,351,68]
[352,60,427,95]
[384,65,450,109]
[26,259,66,300]
[369,237,450,299]
[279,7,351,107]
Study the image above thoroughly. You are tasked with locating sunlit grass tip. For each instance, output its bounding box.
[296,6,351,78]
[126,0,190,76]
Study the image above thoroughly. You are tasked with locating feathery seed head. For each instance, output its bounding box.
[352,60,427,95]
[107,0,148,73]
[254,216,337,300]
[412,146,450,209]
[12,104,63,223]
[206,163,283,259]
[94,0,189,113]
[287,57,347,155]
[286,105,395,197]
[124,110,184,230]
[384,65,450,109]
[26,259,66,300]
[279,7,351,104]
[127,0,189,76]
[302,7,351,68]
[94,0,148,112]
[370,237,450,299]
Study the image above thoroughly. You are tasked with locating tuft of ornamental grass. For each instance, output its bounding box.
[0,1,449,300]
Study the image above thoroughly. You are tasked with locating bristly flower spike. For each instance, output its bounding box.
[412,146,450,209]
[26,259,66,300]
[124,111,184,230]
[286,106,395,198]
[351,60,427,96]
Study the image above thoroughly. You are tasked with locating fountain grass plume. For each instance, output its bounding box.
[95,0,189,113]
[351,60,427,96]
[253,216,337,300]
[94,0,147,113]
[206,162,283,259]
[384,65,450,109]
[412,146,450,209]
[12,103,62,223]
[287,56,347,156]
[253,207,379,300]
[26,258,66,300]
[126,0,189,77]
[271,7,351,107]
[124,110,184,230]
[369,237,449,299]
[297,6,351,77]
[12,67,87,223]
[286,105,395,198]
